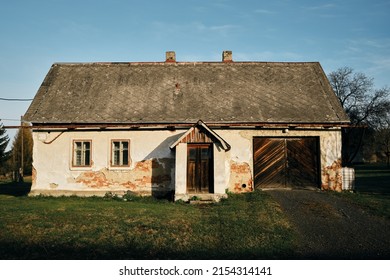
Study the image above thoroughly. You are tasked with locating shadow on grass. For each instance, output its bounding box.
[353,164,390,195]
[0,240,293,260]
[0,181,31,196]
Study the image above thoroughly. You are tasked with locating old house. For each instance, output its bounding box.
[24,51,350,200]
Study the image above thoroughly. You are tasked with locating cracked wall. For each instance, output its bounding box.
[74,158,174,195]
[228,161,253,193]
[321,159,343,192]
[30,130,179,196]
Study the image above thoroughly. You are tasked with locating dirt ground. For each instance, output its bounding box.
[266,189,390,259]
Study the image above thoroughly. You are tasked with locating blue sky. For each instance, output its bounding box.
[1,0,389,144]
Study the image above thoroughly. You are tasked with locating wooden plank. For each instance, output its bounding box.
[254,138,286,189]
[180,126,214,144]
[254,137,320,189]
[187,147,197,193]
[286,138,319,188]
[187,144,213,193]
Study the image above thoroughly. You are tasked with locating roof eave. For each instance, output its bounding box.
[26,120,351,129]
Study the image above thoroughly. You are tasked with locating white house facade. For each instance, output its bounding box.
[24,51,349,200]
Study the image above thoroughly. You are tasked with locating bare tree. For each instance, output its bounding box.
[328,67,390,164]
[11,124,33,179]
[374,112,390,167]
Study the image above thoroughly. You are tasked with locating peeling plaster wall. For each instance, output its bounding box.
[31,130,181,196]
[31,127,343,197]
[215,128,343,192]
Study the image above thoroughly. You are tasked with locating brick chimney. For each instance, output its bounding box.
[222,50,233,62]
[165,51,176,62]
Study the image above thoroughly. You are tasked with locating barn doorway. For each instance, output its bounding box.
[254,137,320,189]
[187,144,214,193]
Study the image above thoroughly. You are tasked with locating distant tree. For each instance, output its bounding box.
[328,67,390,164]
[11,124,33,177]
[0,123,11,175]
[374,112,390,166]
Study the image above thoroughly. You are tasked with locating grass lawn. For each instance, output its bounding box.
[338,163,390,219]
[0,191,294,260]
[0,163,388,260]
[354,163,390,194]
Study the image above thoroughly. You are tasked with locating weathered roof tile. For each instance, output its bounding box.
[24,61,349,125]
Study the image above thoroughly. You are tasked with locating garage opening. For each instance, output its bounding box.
[253,137,320,189]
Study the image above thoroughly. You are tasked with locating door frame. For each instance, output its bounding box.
[186,143,214,194]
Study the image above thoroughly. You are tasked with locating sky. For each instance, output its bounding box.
[0,0,389,147]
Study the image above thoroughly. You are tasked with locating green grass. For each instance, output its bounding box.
[335,163,390,219]
[354,163,390,194]
[336,191,390,219]
[0,191,294,260]
[0,163,388,259]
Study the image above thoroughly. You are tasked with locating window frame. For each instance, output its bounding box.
[110,139,131,168]
[72,140,92,168]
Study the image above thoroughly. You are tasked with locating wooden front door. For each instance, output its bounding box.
[187,144,214,193]
[254,137,320,189]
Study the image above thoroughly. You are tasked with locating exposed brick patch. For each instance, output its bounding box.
[75,158,174,193]
[229,161,253,193]
[76,171,110,188]
[322,159,343,192]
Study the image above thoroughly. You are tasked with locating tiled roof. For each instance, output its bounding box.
[24,61,349,125]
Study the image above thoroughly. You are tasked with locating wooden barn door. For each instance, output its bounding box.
[254,137,319,189]
[187,144,214,193]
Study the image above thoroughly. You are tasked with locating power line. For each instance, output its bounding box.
[0,97,33,101]
[0,118,21,121]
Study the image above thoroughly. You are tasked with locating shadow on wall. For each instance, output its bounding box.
[143,133,183,201]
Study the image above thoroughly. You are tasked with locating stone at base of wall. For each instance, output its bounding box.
[174,193,227,202]
[28,189,173,198]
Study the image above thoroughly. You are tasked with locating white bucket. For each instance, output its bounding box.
[342,167,355,190]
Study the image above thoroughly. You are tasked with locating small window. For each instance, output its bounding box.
[73,140,91,167]
[111,140,130,167]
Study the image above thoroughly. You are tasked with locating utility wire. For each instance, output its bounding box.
[0,118,22,122]
[0,97,33,101]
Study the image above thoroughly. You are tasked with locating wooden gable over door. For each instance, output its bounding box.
[169,120,230,151]
[178,125,214,144]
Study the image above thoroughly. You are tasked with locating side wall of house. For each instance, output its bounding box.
[31,129,182,197]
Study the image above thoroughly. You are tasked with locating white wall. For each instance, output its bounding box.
[31,127,343,196]
[31,129,181,196]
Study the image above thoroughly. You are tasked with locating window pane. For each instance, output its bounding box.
[76,150,82,166]
[113,142,120,150]
[84,149,90,166]
[114,150,120,165]
[201,147,210,159]
[122,150,128,165]
[189,148,196,160]
[84,141,90,151]
[74,142,82,166]
[112,141,130,166]
[74,141,91,166]
[122,141,129,151]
